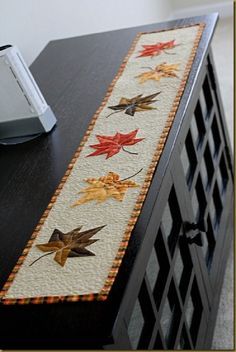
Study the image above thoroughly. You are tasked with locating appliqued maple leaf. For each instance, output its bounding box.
[136,62,180,84]
[106,92,161,118]
[30,225,106,267]
[137,40,178,58]
[72,169,142,207]
[87,129,144,159]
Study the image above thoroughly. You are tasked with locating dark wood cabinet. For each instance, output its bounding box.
[113,47,233,350]
[0,13,233,349]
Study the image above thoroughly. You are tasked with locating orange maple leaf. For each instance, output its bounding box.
[137,40,178,58]
[87,129,144,159]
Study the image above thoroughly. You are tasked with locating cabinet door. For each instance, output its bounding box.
[177,55,233,347]
[124,170,210,350]
[111,53,233,351]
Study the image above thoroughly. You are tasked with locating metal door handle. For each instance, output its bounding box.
[183,219,207,247]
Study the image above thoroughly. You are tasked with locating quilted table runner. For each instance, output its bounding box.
[1,23,204,304]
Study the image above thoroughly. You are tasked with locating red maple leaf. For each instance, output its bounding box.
[137,40,177,58]
[87,129,144,159]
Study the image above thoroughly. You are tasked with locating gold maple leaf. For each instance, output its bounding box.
[136,62,179,84]
[72,171,140,207]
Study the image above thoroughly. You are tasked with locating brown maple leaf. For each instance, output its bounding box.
[72,169,142,207]
[137,39,178,58]
[29,225,106,267]
[87,129,144,159]
[106,92,161,118]
[136,62,180,84]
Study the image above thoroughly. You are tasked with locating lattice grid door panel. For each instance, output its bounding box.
[126,180,209,350]
[180,60,232,289]
[177,54,233,345]
[124,54,233,350]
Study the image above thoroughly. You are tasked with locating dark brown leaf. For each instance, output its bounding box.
[30,225,106,267]
[106,92,161,117]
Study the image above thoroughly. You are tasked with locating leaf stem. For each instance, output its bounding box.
[164,50,176,55]
[105,110,120,118]
[29,251,54,267]
[122,146,138,155]
[141,66,154,71]
[120,168,143,182]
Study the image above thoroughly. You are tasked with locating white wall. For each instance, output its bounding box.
[171,0,233,19]
[0,0,172,65]
[171,0,230,10]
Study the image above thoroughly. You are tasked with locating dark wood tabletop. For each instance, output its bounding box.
[0,13,219,349]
